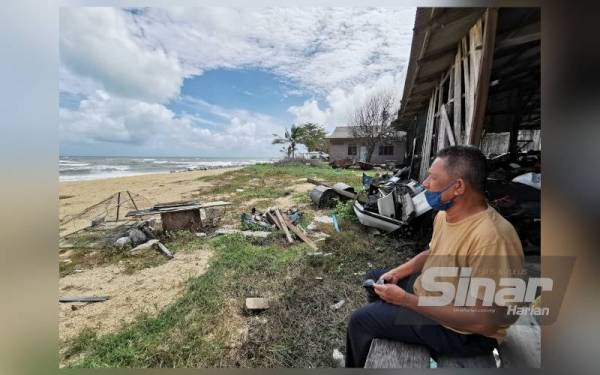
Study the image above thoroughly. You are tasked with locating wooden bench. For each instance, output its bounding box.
[364,314,540,368]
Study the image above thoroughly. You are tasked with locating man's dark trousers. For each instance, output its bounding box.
[345,268,498,368]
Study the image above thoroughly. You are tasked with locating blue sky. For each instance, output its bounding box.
[59,7,415,157]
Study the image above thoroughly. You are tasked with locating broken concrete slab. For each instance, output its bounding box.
[245,297,270,311]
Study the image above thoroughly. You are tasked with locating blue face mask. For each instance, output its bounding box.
[424,180,457,211]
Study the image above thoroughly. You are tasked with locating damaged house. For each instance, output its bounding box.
[326,126,407,164]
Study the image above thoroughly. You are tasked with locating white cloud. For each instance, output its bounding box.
[133,7,415,94]
[59,6,415,156]
[60,8,186,103]
[60,90,283,156]
[287,71,405,133]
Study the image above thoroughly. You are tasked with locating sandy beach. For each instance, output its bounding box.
[59,167,240,223]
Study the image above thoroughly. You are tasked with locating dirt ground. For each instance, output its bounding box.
[59,248,213,342]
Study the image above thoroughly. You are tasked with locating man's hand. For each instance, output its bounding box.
[373,284,408,306]
[379,269,403,284]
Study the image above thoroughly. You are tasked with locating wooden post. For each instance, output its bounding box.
[126,190,138,210]
[116,191,121,222]
[453,46,463,144]
[469,8,499,146]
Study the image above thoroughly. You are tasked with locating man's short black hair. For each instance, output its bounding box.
[437,145,487,193]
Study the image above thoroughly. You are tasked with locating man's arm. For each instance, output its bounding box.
[374,284,513,337]
[382,249,430,283]
[402,293,510,337]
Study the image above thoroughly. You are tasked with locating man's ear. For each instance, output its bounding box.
[454,178,466,195]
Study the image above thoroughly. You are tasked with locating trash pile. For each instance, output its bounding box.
[112,219,174,258]
[353,170,435,238]
[486,151,541,252]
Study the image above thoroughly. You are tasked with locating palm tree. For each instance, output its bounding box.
[272,125,302,159]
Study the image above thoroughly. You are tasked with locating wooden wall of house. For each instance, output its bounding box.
[417,9,498,181]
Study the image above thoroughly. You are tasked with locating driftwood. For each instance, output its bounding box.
[274,209,294,243]
[59,296,110,303]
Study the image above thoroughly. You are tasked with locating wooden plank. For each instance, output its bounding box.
[440,104,456,146]
[364,339,430,368]
[266,211,283,231]
[461,37,472,144]
[437,352,496,368]
[453,46,463,144]
[469,8,498,146]
[499,314,541,368]
[419,87,437,181]
[275,209,294,243]
[280,214,318,251]
[59,296,110,303]
[469,18,483,98]
[156,241,174,259]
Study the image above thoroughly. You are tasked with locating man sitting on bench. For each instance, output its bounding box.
[345,145,524,367]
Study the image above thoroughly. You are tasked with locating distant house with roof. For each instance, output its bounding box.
[326,126,407,164]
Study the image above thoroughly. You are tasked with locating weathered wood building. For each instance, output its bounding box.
[393,8,540,181]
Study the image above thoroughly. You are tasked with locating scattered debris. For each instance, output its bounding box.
[195,232,207,237]
[59,296,110,303]
[315,276,323,281]
[330,299,346,310]
[331,213,340,232]
[236,189,245,192]
[332,348,345,367]
[308,178,356,208]
[245,297,270,311]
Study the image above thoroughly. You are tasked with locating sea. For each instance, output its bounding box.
[59,156,277,182]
